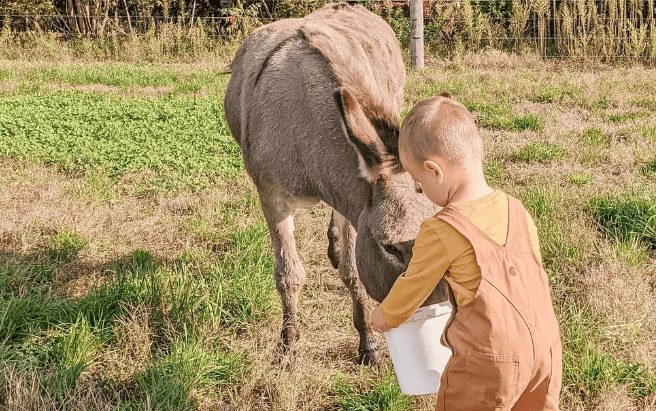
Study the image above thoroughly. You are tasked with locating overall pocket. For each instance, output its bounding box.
[547,340,563,397]
[465,349,519,409]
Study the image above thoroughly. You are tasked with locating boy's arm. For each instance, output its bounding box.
[376,222,451,329]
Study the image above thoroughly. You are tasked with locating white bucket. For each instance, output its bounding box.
[383,301,453,396]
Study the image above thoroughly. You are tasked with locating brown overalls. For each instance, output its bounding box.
[434,195,562,411]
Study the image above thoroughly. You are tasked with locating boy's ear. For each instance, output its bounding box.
[423,160,445,182]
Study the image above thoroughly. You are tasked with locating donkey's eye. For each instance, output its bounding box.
[415,183,423,194]
[383,243,402,257]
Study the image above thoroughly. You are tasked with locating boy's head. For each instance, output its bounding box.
[399,94,485,207]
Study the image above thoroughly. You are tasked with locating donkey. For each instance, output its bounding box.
[224,3,446,364]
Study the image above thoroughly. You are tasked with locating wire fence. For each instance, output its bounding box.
[1,0,655,64]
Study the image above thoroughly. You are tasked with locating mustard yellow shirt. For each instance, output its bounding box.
[379,190,542,328]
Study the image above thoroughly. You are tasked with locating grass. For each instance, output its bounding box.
[533,84,580,103]
[1,57,655,410]
[464,102,543,131]
[579,128,611,147]
[589,194,656,250]
[567,172,593,186]
[332,372,412,411]
[631,97,656,110]
[513,142,567,163]
[561,305,656,401]
[135,338,248,410]
[47,231,87,262]
[53,316,100,394]
[643,158,656,176]
[608,111,650,124]
[0,73,239,192]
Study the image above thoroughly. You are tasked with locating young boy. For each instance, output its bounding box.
[371,94,562,410]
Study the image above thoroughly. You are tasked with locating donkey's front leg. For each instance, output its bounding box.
[259,192,306,353]
[333,211,379,365]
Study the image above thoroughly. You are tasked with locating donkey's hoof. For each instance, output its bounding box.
[358,347,380,365]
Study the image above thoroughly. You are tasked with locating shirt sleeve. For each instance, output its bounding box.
[378,221,451,328]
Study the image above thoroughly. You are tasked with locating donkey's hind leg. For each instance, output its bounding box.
[257,187,306,352]
[333,210,379,365]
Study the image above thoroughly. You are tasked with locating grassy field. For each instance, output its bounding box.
[0,52,655,410]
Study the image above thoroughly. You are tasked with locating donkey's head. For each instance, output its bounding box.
[336,88,444,303]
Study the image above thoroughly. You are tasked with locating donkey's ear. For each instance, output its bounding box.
[334,87,389,182]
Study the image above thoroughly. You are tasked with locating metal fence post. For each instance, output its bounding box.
[410,0,424,69]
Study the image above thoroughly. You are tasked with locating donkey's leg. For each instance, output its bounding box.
[333,211,379,365]
[327,211,341,269]
[258,190,306,351]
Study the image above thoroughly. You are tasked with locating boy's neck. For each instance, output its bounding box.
[448,176,495,204]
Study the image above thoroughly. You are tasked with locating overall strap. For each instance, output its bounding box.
[504,195,534,255]
[435,206,501,273]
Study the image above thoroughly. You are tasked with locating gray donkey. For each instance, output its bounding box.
[225,3,445,364]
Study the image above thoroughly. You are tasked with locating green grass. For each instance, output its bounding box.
[47,231,87,262]
[562,305,656,400]
[533,84,579,103]
[332,372,411,411]
[484,159,507,185]
[608,111,650,124]
[631,97,656,110]
[0,220,272,407]
[640,125,656,141]
[589,193,656,249]
[613,237,650,266]
[513,142,567,163]
[517,186,559,219]
[579,128,611,147]
[53,315,100,394]
[567,172,593,186]
[464,102,544,131]
[136,338,248,410]
[642,158,656,176]
[511,114,544,131]
[590,96,616,110]
[0,90,241,191]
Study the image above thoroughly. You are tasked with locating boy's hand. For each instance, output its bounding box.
[371,306,391,333]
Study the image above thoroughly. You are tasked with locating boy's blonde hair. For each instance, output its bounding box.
[399,94,483,169]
